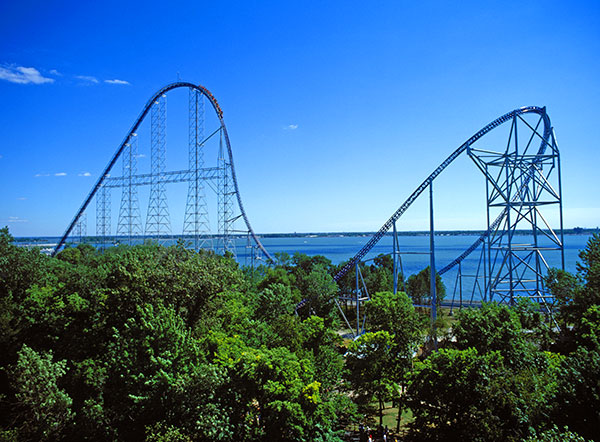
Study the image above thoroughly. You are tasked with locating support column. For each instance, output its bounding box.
[217,129,235,256]
[555,129,565,271]
[429,181,437,350]
[145,94,171,243]
[117,133,142,244]
[355,261,360,337]
[73,213,87,244]
[393,221,398,294]
[184,88,211,251]
[96,185,111,249]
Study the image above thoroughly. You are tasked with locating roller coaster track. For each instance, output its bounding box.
[333,106,551,282]
[52,82,272,262]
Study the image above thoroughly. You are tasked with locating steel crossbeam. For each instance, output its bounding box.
[102,168,221,188]
[326,107,563,334]
[53,82,273,263]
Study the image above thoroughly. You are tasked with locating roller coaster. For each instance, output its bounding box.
[332,106,564,336]
[54,83,564,337]
[53,82,272,263]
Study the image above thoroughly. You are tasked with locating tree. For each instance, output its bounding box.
[544,234,600,439]
[551,347,600,441]
[525,426,590,442]
[365,291,424,427]
[405,266,445,307]
[296,266,338,320]
[211,337,346,442]
[546,233,600,351]
[406,346,557,442]
[7,345,73,441]
[406,348,507,441]
[101,303,230,441]
[453,302,529,367]
[298,315,345,393]
[0,239,355,441]
[345,331,398,427]
[334,254,398,301]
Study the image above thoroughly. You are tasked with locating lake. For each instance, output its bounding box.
[14,232,595,303]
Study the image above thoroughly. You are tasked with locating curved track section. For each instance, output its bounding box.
[334,106,551,282]
[52,82,272,261]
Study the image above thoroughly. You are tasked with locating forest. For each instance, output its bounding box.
[0,227,598,441]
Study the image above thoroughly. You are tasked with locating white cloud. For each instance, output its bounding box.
[75,75,99,84]
[0,65,54,84]
[105,79,130,85]
[6,216,28,223]
[34,173,50,177]
[55,172,67,176]
[49,69,62,76]
[16,197,27,200]
[78,172,91,177]
[285,124,299,130]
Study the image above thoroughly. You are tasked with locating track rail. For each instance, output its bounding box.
[52,82,272,261]
[333,106,551,281]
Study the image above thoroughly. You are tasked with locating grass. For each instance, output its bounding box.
[357,401,414,434]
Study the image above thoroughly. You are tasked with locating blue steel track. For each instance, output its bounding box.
[52,82,273,262]
[333,106,551,281]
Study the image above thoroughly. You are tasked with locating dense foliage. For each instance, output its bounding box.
[1,228,598,441]
[0,230,354,441]
[405,234,600,442]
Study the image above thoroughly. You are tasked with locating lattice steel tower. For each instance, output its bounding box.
[96,184,111,247]
[53,82,273,264]
[218,129,236,255]
[468,115,563,308]
[183,88,212,250]
[145,95,171,243]
[116,133,142,244]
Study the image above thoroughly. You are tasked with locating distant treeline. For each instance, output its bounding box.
[14,227,598,244]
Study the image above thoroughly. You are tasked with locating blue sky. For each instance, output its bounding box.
[1,1,599,237]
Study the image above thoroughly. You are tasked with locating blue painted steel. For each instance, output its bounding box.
[334,106,551,282]
[53,82,272,262]
[429,182,437,337]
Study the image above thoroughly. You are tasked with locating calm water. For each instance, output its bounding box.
[14,233,595,301]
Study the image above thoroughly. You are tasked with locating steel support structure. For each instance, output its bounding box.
[392,222,404,294]
[73,213,87,244]
[429,182,437,348]
[448,244,487,312]
[217,129,236,256]
[184,88,212,251]
[53,82,273,262]
[116,133,142,244]
[95,184,111,249]
[145,94,171,243]
[468,113,564,309]
[317,107,562,334]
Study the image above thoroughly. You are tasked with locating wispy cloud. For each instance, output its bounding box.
[0,154,3,159]
[16,197,27,201]
[6,216,28,223]
[78,172,91,177]
[75,75,99,84]
[105,79,130,85]
[49,69,62,76]
[0,65,54,84]
[285,124,299,130]
[36,172,68,177]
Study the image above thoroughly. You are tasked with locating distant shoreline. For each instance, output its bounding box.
[12,227,599,242]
